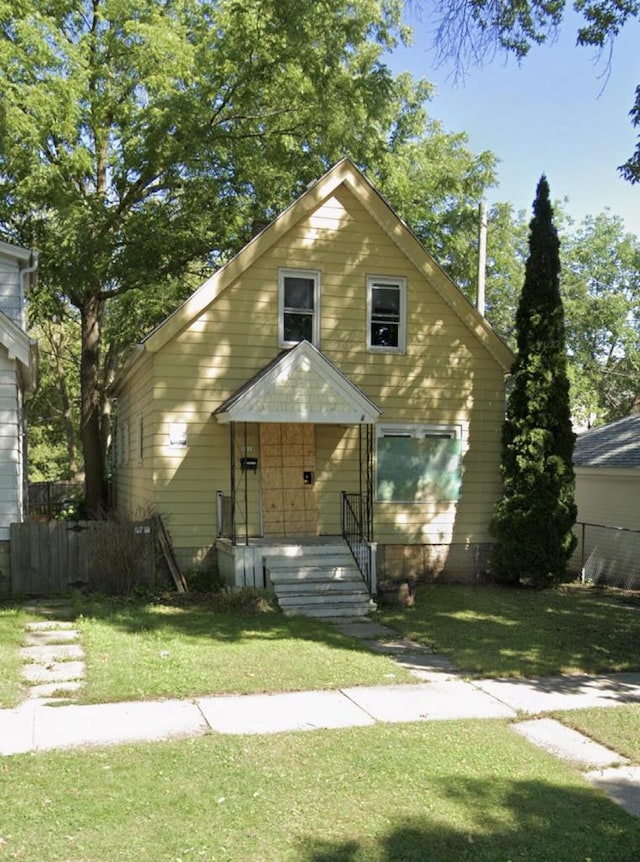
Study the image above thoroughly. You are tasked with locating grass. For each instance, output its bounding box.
[552,704,640,762]
[376,583,640,677]
[71,594,412,703]
[2,720,640,861]
[0,604,32,707]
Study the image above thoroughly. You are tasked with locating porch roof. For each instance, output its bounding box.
[213,340,381,425]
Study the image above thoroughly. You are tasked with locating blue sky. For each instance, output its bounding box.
[385,7,640,236]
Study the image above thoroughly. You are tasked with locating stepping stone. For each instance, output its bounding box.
[27,681,84,700]
[24,629,80,645]
[25,620,76,631]
[21,644,84,663]
[22,661,86,685]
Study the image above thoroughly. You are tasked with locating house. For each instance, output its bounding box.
[110,159,513,612]
[0,241,38,573]
[572,413,640,588]
[573,412,640,531]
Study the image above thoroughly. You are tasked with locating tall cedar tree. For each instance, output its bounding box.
[490,176,577,587]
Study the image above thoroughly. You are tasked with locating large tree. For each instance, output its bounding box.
[427,0,640,182]
[490,176,576,587]
[0,0,429,513]
[562,212,640,425]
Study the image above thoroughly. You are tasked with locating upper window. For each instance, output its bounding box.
[367,276,407,353]
[279,269,320,347]
[376,424,462,503]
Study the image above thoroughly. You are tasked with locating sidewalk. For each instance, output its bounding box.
[3,610,640,817]
[3,669,640,756]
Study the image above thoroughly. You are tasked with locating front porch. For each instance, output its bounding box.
[215,534,377,617]
[212,341,381,615]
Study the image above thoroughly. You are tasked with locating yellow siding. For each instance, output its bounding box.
[118,180,507,561]
[112,352,155,518]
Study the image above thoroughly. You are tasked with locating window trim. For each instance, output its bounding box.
[366,275,407,354]
[375,422,462,504]
[278,268,321,348]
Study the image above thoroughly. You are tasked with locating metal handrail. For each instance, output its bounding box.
[341,491,375,596]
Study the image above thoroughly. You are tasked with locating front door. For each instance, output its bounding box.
[260,423,318,538]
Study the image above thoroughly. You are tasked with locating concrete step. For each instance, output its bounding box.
[282,601,375,618]
[268,566,361,584]
[278,590,369,606]
[275,579,365,594]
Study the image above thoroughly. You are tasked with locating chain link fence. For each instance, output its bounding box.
[572,522,640,590]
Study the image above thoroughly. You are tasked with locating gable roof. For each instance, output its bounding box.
[214,340,381,424]
[574,413,640,468]
[139,158,512,371]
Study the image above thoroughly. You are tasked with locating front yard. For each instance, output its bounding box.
[3,719,640,861]
[376,583,640,677]
[2,585,640,859]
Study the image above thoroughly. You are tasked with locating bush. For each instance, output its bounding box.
[209,587,279,614]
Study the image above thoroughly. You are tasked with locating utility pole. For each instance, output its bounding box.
[477,200,488,316]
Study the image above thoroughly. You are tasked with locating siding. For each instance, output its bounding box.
[575,467,640,531]
[119,180,507,559]
[0,353,21,539]
[0,260,24,327]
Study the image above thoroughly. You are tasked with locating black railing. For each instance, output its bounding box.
[341,491,375,596]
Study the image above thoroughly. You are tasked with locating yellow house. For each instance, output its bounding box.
[110,159,513,612]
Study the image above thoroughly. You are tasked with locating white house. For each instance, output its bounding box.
[0,241,38,564]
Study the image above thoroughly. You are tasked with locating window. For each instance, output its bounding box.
[367,276,406,352]
[136,415,143,465]
[376,424,462,503]
[279,269,320,347]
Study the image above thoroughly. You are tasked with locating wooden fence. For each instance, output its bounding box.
[9,519,156,596]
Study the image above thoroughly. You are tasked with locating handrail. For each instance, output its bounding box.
[341,491,376,596]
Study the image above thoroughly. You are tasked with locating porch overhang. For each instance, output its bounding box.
[214,340,381,425]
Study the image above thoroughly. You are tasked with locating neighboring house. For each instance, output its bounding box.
[110,159,512,603]
[572,414,640,588]
[0,241,38,561]
[573,413,640,531]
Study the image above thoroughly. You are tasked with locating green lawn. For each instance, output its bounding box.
[73,595,412,703]
[3,720,640,861]
[0,605,33,707]
[552,704,640,762]
[376,584,640,677]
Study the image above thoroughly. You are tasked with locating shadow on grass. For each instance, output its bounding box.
[297,776,640,861]
[50,593,378,652]
[377,584,640,677]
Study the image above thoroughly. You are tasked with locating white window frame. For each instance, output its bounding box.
[278,268,320,348]
[375,423,462,503]
[367,275,407,353]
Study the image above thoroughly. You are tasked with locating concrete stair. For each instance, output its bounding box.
[265,543,375,618]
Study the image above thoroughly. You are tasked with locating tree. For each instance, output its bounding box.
[561,212,640,425]
[0,0,429,514]
[426,0,640,182]
[490,176,576,587]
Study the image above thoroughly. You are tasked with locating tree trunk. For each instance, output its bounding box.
[81,293,107,516]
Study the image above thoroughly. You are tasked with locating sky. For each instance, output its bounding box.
[384,6,640,236]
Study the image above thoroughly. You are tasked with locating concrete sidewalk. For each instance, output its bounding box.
[2,671,640,755]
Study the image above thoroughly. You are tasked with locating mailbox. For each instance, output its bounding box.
[240,457,258,471]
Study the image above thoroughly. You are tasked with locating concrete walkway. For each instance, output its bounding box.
[3,609,640,818]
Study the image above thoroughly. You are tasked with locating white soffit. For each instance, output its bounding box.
[215,341,381,425]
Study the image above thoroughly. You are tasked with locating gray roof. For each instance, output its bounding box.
[574,413,640,468]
